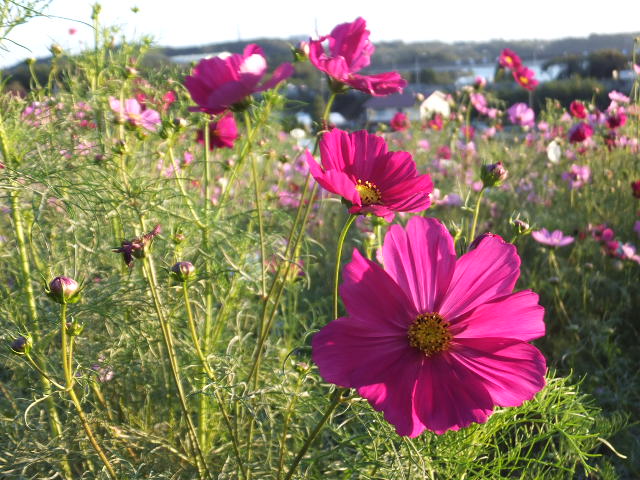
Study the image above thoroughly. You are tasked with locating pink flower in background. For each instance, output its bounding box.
[428,114,444,131]
[609,90,630,104]
[196,112,238,150]
[68,28,77,35]
[185,44,293,115]
[474,76,487,88]
[306,128,432,220]
[312,216,546,436]
[532,228,575,247]
[498,48,522,70]
[634,221,640,237]
[569,100,587,119]
[634,64,640,76]
[507,102,535,127]
[437,145,452,160]
[568,122,594,143]
[561,164,591,189]
[606,108,627,130]
[513,66,538,91]
[631,180,640,199]
[109,97,160,131]
[308,17,406,96]
[390,112,410,131]
[470,92,489,115]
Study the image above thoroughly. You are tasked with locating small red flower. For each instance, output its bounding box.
[513,66,538,91]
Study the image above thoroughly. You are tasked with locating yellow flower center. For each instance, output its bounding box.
[519,76,529,85]
[355,179,382,205]
[407,312,452,356]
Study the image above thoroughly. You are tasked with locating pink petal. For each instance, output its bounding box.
[312,319,415,393]
[449,338,547,407]
[305,150,359,204]
[382,217,456,313]
[340,249,416,329]
[356,348,425,437]
[450,290,545,341]
[414,353,494,434]
[439,235,520,321]
[257,62,294,92]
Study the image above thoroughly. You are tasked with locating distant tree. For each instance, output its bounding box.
[587,49,628,78]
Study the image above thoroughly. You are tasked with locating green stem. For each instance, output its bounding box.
[61,303,118,480]
[182,282,247,479]
[10,189,71,479]
[283,389,344,480]
[469,187,486,246]
[244,110,267,298]
[333,215,357,319]
[141,254,211,480]
[322,92,337,126]
[167,141,204,228]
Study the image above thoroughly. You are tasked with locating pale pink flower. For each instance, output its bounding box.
[109,97,160,131]
[531,228,574,247]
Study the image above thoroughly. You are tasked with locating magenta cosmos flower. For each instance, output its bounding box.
[196,112,238,150]
[498,48,522,70]
[568,122,594,143]
[312,217,546,436]
[531,228,574,247]
[513,66,538,91]
[184,44,294,115]
[306,128,432,220]
[308,17,406,96]
[109,97,160,131]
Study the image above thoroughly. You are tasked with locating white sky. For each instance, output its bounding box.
[1,0,639,68]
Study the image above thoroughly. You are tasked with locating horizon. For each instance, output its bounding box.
[1,0,639,68]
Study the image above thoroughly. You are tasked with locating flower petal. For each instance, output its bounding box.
[439,235,520,320]
[414,353,494,434]
[451,290,545,341]
[382,217,456,313]
[449,338,547,407]
[340,249,416,329]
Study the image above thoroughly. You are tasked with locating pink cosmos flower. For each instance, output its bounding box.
[562,164,591,189]
[568,122,594,143]
[390,112,410,131]
[470,93,489,115]
[308,17,406,96]
[507,102,535,127]
[569,100,587,119]
[608,90,630,104]
[108,97,160,131]
[312,216,546,436]
[531,228,574,247]
[498,48,522,70]
[306,128,432,220]
[513,66,538,91]
[184,44,294,115]
[196,112,238,150]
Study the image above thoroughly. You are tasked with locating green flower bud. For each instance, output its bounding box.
[480,162,508,188]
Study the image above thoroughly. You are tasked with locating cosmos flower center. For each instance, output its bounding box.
[519,76,529,84]
[355,179,382,205]
[407,312,452,356]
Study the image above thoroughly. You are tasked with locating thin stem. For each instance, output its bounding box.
[333,215,357,319]
[167,141,204,228]
[60,304,118,480]
[469,187,486,246]
[244,110,267,298]
[283,389,344,480]
[140,253,211,480]
[182,282,247,479]
[323,92,337,126]
[9,188,71,478]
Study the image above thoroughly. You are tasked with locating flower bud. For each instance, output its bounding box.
[50,44,63,56]
[173,117,188,130]
[66,320,84,336]
[11,335,31,355]
[47,276,81,304]
[480,162,508,188]
[171,261,196,282]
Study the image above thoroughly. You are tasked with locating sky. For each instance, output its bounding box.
[1,0,639,68]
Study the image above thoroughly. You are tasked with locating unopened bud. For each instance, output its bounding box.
[50,44,63,56]
[173,117,188,130]
[11,336,31,355]
[47,276,81,304]
[480,162,508,188]
[125,66,138,78]
[171,261,196,282]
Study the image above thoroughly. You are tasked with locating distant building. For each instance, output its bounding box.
[364,85,437,125]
